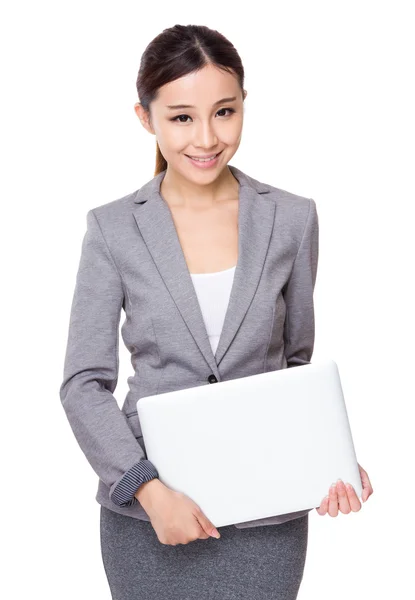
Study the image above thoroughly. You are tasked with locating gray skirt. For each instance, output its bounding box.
[100,505,309,600]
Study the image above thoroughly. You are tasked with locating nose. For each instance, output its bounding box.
[193,120,218,150]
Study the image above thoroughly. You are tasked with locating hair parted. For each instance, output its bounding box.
[136,24,245,176]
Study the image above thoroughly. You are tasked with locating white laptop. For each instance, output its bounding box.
[136,359,362,528]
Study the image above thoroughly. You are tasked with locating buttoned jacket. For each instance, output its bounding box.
[59,164,319,528]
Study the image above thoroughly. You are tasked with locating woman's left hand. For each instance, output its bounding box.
[315,463,374,517]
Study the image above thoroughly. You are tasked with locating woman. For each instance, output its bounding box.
[60,23,373,600]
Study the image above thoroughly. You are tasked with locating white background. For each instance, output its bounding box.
[2,1,414,598]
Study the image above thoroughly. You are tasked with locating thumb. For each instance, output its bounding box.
[197,512,220,538]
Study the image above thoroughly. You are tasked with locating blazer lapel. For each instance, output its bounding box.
[132,165,275,377]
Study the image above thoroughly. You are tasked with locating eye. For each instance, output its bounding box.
[170,107,235,123]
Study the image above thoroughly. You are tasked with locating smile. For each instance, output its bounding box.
[184,150,223,168]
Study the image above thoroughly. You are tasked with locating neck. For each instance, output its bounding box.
[160,165,239,209]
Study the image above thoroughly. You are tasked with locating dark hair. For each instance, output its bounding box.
[136,24,245,176]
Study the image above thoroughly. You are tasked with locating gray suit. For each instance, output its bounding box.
[59,164,319,529]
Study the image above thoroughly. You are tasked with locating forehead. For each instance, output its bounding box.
[155,65,239,106]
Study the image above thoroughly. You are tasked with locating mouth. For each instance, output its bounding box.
[184,150,223,167]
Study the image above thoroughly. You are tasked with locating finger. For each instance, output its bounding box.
[193,517,211,539]
[194,509,220,538]
[316,496,329,515]
[345,483,362,511]
[362,483,374,502]
[316,495,329,515]
[336,479,351,514]
[357,463,375,503]
[358,465,374,502]
[328,483,339,517]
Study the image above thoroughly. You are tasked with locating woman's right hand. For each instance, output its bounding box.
[135,479,221,545]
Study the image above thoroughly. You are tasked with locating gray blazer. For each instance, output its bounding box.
[59,164,319,529]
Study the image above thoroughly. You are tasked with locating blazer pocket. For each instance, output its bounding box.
[125,411,143,439]
[126,412,149,456]
[263,293,287,371]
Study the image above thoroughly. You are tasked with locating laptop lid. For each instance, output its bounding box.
[136,359,362,528]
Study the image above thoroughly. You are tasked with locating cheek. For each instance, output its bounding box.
[220,120,243,145]
[156,125,187,151]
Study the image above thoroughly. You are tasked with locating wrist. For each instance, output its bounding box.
[134,478,163,508]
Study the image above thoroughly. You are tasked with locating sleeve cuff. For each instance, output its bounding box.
[110,459,159,507]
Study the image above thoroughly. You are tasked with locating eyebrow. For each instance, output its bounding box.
[166,96,237,110]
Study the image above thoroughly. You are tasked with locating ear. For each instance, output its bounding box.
[243,89,248,101]
[134,102,155,135]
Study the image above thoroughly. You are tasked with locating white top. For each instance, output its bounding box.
[190,265,236,355]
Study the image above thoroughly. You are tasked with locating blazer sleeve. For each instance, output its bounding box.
[59,209,159,507]
[283,198,319,368]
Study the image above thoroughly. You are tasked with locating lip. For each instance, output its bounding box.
[185,150,223,168]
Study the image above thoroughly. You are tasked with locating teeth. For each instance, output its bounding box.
[190,154,218,162]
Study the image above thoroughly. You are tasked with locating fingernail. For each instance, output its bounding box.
[211,529,220,538]
[331,482,336,488]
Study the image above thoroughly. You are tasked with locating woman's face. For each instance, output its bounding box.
[135,64,246,184]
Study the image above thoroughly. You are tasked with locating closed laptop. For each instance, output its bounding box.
[136,359,362,527]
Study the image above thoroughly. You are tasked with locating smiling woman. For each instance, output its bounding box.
[136,68,244,185]
[134,26,246,192]
[93,24,312,600]
[61,22,318,600]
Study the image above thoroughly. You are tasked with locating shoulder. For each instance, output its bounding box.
[88,189,139,221]
[83,188,142,245]
[247,169,313,207]
[268,183,317,231]
[244,169,317,233]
